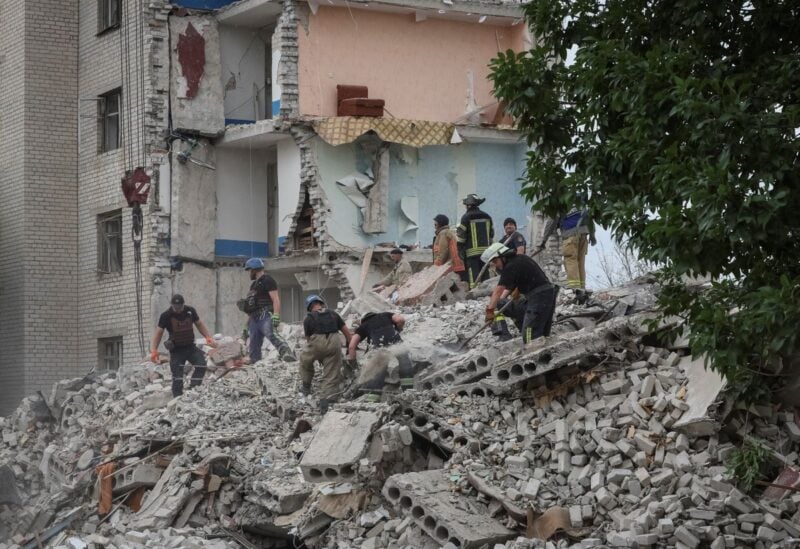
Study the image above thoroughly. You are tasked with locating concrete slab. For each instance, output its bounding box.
[673,355,725,436]
[0,464,21,505]
[299,411,382,482]
[490,315,649,388]
[169,16,225,135]
[383,470,515,548]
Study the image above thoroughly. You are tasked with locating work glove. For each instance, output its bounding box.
[511,288,521,301]
[272,313,281,328]
[150,349,160,363]
[345,357,359,371]
[590,235,597,246]
[484,307,495,323]
[205,336,216,348]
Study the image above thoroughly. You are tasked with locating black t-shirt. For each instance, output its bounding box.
[498,255,550,295]
[303,310,345,337]
[158,306,200,347]
[250,274,278,311]
[356,312,401,346]
[500,231,527,252]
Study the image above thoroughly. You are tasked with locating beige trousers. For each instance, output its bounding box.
[299,333,343,399]
[563,234,589,289]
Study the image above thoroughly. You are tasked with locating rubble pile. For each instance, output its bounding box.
[2,276,800,549]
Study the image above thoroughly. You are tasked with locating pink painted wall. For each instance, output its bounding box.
[297,6,526,123]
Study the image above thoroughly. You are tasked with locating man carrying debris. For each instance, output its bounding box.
[299,294,353,414]
[432,214,465,275]
[499,217,527,255]
[150,294,217,397]
[457,194,494,289]
[482,243,557,343]
[537,197,596,303]
[346,311,414,395]
[239,257,297,363]
[372,248,413,292]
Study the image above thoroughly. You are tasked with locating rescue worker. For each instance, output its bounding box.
[482,243,557,344]
[150,294,217,397]
[299,295,352,414]
[346,311,414,396]
[456,194,494,288]
[239,257,296,363]
[538,200,596,303]
[372,248,413,292]
[432,214,465,275]
[499,217,527,255]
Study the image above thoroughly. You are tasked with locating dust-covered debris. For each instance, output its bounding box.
[2,277,799,549]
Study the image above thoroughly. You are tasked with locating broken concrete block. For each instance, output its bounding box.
[112,463,162,495]
[673,355,725,436]
[383,470,515,548]
[300,410,382,483]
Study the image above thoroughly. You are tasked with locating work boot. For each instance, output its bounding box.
[575,289,590,305]
[300,382,312,396]
[491,317,513,341]
[280,347,297,362]
[319,398,330,414]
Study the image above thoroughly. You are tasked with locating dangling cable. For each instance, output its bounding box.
[132,203,146,356]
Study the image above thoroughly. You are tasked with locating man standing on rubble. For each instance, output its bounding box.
[432,214,465,275]
[150,294,217,397]
[482,243,557,344]
[372,248,413,293]
[346,311,414,395]
[537,196,596,303]
[240,258,297,363]
[457,194,494,289]
[499,217,527,255]
[299,295,352,414]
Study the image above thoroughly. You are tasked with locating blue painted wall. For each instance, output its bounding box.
[172,0,237,9]
[313,136,530,251]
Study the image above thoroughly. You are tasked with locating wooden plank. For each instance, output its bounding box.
[357,247,374,296]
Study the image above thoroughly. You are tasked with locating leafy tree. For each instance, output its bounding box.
[490,0,800,400]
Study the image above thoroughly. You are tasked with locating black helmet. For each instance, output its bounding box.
[463,194,486,206]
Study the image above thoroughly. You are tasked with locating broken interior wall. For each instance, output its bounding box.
[274,0,300,118]
[219,24,269,124]
[171,140,217,262]
[296,5,526,122]
[277,137,302,251]
[215,147,273,257]
[309,134,530,250]
[170,15,225,135]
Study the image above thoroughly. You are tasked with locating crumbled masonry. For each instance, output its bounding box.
[3,276,800,549]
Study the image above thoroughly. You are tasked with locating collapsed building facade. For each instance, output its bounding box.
[0,0,574,414]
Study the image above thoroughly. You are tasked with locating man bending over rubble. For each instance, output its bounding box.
[239,257,297,364]
[299,294,353,414]
[346,311,415,396]
[482,243,558,344]
[150,294,217,397]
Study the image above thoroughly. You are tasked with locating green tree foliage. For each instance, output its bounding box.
[490,0,800,400]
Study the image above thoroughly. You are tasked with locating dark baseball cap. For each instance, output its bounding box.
[389,248,403,255]
[171,294,185,305]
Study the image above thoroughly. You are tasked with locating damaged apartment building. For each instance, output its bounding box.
[0,0,547,413]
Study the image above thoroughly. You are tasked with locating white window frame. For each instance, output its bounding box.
[97,210,123,273]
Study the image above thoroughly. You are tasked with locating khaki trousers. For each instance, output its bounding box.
[299,333,343,399]
[563,234,588,289]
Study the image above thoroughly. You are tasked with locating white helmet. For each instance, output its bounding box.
[481,242,511,264]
